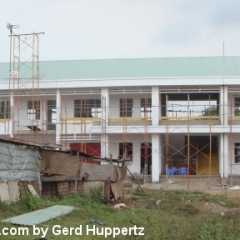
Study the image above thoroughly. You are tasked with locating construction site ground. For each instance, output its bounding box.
[123,177,240,222]
[128,176,240,199]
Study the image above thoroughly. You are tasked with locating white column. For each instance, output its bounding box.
[101,88,109,126]
[151,87,159,126]
[219,86,224,125]
[223,134,229,178]
[219,134,224,178]
[151,134,161,182]
[56,89,61,145]
[101,134,109,159]
[223,86,228,126]
[101,88,109,159]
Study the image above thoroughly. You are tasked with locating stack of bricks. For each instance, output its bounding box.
[41,181,85,198]
[68,181,84,194]
[57,182,69,197]
[41,182,57,197]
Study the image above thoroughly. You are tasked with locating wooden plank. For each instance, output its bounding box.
[41,176,81,182]
[27,185,40,198]
[111,182,124,200]
[79,163,118,181]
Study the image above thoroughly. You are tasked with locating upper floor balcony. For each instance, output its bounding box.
[2,91,240,137]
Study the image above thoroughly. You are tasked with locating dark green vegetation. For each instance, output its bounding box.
[0,189,240,240]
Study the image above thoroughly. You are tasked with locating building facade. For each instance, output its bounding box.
[1,56,240,182]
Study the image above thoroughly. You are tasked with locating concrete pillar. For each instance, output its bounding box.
[219,86,224,125]
[101,88,109,159]
[151,134,161,182]
[219,134,224,178]
[101,134,109,159]
[223,86,230,178]
[223,86,228,126]
[151,87,159,126]
[223,134,229,178]
[56,89,61,145]
[101,88,109,126]
[219,86,229,180]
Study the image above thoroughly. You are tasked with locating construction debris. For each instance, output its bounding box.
[90,219,106,225]
[113,203,129,210]
[228,186,240,190]
[167,179,175,184]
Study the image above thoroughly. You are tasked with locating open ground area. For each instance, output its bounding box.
[1,181,240,240]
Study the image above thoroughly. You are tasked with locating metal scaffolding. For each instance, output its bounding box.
[8,24,44,140]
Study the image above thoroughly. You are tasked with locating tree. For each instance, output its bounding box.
[202,106,217,116]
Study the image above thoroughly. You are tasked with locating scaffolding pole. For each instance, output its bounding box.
[207,94,213,189]
[143,96,150,183]
[9,30,44,141]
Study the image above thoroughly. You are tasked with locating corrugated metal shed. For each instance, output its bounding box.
[2,205,74,226]
[1,56,240,81]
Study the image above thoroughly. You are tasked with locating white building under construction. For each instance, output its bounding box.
[1,44,240,183]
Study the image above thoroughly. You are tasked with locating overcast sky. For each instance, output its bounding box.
[1,0,240,62]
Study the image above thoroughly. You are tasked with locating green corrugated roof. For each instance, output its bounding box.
[2,205,74,226]
[1,56,240,81]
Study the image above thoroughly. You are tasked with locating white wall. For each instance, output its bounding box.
[14,97,49,131]
[61,97,74,118]
[108,94,150,118]
[0,121,11,135]
[229,134,240,175]
[108,97,119,117]
[108,134,144,174]
[13,97,33,131]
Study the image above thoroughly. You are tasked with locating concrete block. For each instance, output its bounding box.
[0,183,10,202]
[8,181,20,202]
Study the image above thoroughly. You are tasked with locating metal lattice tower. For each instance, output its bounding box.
[8,25,44,137]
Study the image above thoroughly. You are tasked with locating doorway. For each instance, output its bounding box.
[188,136,219,175]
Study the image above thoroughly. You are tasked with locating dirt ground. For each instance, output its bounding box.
[134,177,240,198]
[128,179,240,216]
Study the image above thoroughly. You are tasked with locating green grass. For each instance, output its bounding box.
[0,190,240,239]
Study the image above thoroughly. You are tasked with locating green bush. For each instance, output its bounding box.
[88,185,103,202]
[21,194,53,210]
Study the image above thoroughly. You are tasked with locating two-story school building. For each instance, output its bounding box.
[1,56,240,182]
